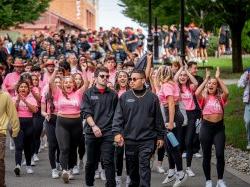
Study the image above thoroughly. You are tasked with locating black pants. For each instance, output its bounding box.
[85,135,116,187]
[14,118,34,166]
[78,134,85,160]
[33,111,44,155]
[164,106,183,171]
[115,146,124,176]
[45,114,60,169]
[56,116,83,170]
[125,140,155,187]
[199,120,225,180]
[193,110,201,153]
[183,110,196,167]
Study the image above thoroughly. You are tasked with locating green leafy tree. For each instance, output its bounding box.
[242,20,250,53]
[119,0,250,72]
[0,0,51,29]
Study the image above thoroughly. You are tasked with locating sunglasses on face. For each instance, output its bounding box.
[99,74,110,79]
[129,77,143,82]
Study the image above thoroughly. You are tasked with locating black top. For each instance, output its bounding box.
[81,86,118,137]
[112,89,165,143]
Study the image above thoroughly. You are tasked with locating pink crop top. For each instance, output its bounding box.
[158,82,180,105]
[199,95,227,115]
[13,94,38,118]
[180,85,195,111]
[41,88,59,114]
[53,87,83,115]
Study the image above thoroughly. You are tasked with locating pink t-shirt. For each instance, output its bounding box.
[41,86,59,114]
[158,82,180,105]
[40,72,52,89]
[199,95,227,115]
[3,72,20,97]
[118,88,127,98]
[13,94,38,118]
[180,85,195,111]
[53,87,83,115]
[109,69,117,86]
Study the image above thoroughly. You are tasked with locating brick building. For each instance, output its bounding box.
[15,0,98,34]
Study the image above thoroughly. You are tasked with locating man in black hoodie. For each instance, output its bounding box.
[81,66,118,187]
[112,69,165,187]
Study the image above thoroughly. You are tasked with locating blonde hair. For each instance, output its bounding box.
[202,78,223,99]
[156,65,174,84]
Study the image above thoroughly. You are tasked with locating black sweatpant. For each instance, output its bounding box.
[14,118,34,166]
[115,146,124,176]
[56,116,83,170]
[78,134,85,160]
[85,135,116,187]
[33,110,44,155]
[125,140,155,187]
[164,106,184,171]
[199,120,225,180]
[45,114,60,169]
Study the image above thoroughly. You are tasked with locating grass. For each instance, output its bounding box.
[197,56,250,79]
[224,84,248,150]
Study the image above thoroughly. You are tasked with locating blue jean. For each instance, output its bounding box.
[244,103,250,144]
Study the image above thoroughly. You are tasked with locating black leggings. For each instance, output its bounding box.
[164,106,184,171]
[199,120,225,180]
[78,134,85,161]
[45,114,60,169]
[115,146,124,176]
[14,118,34,166]
[56,116,83,170]
[33,110,44,155]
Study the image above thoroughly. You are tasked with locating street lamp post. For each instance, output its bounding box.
[147,0,153,52]
[180,0,185,64]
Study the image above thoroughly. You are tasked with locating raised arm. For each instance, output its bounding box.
[195,68,210,100]
[215,67,229,100]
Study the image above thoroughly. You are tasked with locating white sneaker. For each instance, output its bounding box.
[216,180,227,187]
[69,170,74,180]
[10,140,15,151]
[14,164,21,176]
[156,166,165,174]
[94,170,100,179]
[26,166,34,174]
[100,169,106,181]
[52,169,60,179]
[194,153,202,158]
[72,165,80,175]
[182,152,187,158]
[206,180,213,187]
[116,176,122,187]
[186,167,195,177]
[246,144,250,150]
[31,158,36,166]
[22,160,26,166]
[150,154,155,169]
[79,159,84,170]
[62,170,69,183]
[126,176,131,187]
[162,169,176,184]
[173,172,188,187]
[33,154,39,162]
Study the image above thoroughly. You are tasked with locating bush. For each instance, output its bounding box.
[207,35,218,57]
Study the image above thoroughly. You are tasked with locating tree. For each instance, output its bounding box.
[0,0,51,29]
[119,0,250,72]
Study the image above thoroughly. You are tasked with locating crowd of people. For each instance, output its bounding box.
[0,24,244,187]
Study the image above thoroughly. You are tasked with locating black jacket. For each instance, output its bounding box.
[81,86,118,137]
[112,89,165,143]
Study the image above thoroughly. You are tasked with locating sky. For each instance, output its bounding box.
[97,0,146,32]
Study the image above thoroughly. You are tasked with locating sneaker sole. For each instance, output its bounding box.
[14,168,20,176]
[62,173,69,183]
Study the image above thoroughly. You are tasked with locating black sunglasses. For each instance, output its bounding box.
[99,74,110,79]
[129,77,143,82]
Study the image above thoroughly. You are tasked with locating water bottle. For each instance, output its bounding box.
[167,132,179,147]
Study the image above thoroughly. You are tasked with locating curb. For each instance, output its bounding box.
[211,158,250,184]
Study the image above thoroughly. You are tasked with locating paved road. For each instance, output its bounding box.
[4,145,250,187]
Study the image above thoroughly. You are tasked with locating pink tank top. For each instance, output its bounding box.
[13,94,38,118]
[158,82,180,105]
[180,85,195,111]
[53,87,83,115]
[199,95,227,115]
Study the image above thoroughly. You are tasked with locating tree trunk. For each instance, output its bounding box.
[230,24,244,73]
